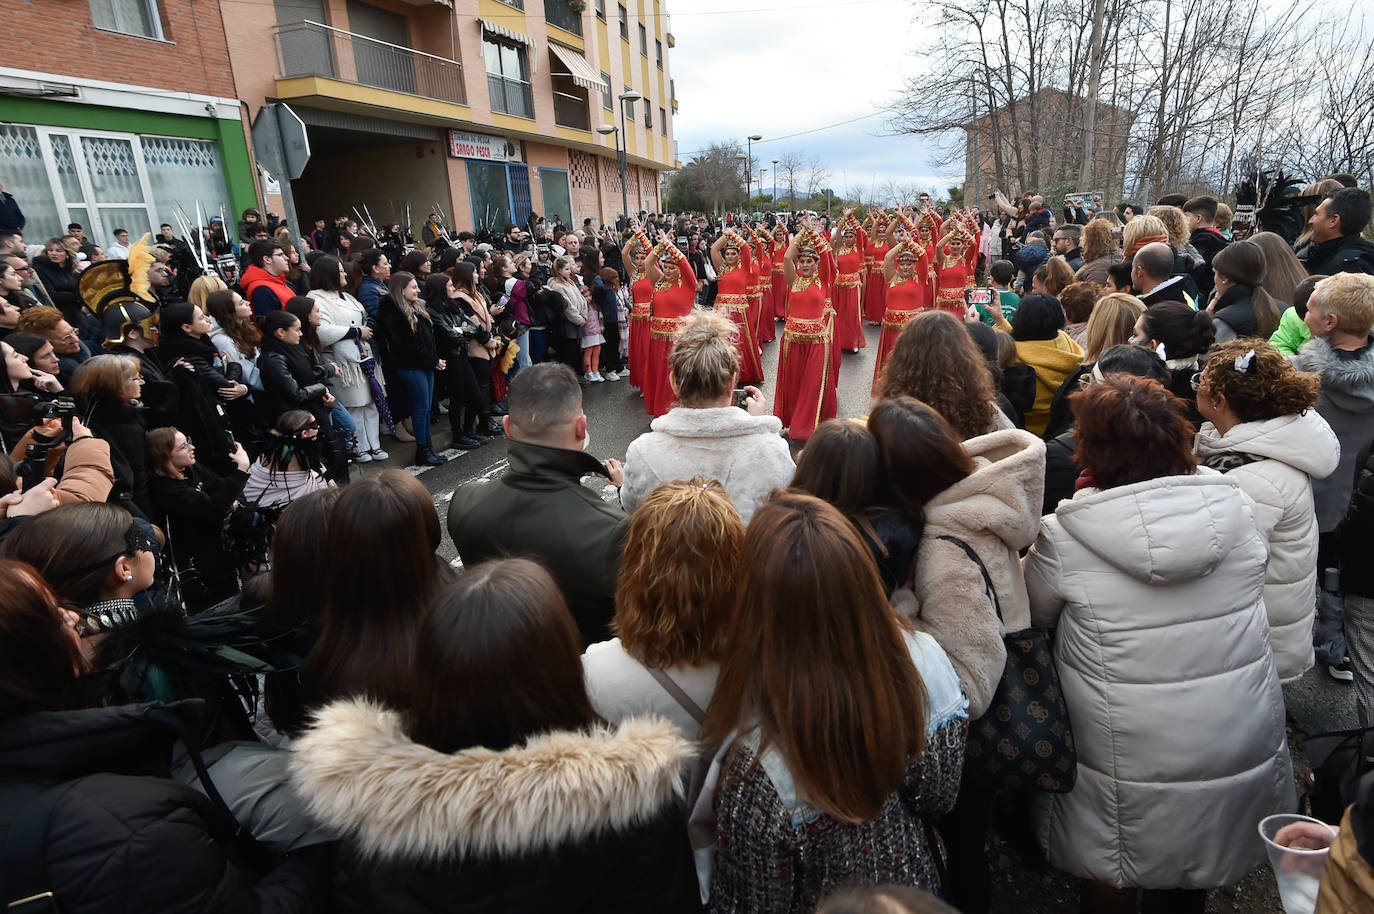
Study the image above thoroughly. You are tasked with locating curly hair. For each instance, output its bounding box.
[1035,257,1076,297]
[1059,281,1099,323]
[1147,205,1190,248]
[1200,340,1320,423]
[877,311,995,440]
[614,476,745,668]
[1081,218,1118,264]
[1072,375,1197,489]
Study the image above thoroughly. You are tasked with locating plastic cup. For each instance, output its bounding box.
[1258,813,1338,914]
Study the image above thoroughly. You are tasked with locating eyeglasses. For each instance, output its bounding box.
[174,438,195,453]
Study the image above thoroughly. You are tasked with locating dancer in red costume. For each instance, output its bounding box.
[931,214,979,316]
[752,229,776,344]
[831,210,868,352]
[711,229,764,384]
[641,233,697,417]
[622,224,654,391]
[774,218,837,442]
[769,222,790,322]
[872,214,932,394]
[862,212,891,324]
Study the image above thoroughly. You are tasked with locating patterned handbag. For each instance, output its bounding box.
[937,536,1077,793]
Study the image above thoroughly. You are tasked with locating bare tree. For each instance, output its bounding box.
[804,157,833,201]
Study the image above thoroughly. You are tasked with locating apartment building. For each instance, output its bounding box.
[227,0,677,234]
[0,0,255,246]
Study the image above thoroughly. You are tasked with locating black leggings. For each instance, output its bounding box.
[465,355,492,434]
[442,353,483,437]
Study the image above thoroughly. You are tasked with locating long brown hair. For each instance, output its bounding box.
[205,290,260,360]
[791,419,882,544]
[0,503,142,616]
[868,397,974,517]
[877,311,995,439]
[1213,240,1281,338]
[1247,232,1307,307]
[407,558,600,753]
[0,560,88,717]
[304,470,450,710]
[615,477,744,668]
[146,426,184,479]
[702,492,928,823]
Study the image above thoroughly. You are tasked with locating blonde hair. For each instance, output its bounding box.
[71,353,140,404]
[614,477,744,668]
[1314,273,1374,337]
[1215,202,1234,231]
[1122,214,1168,253]
[1081,219,1118,264]
[188,274,227,312]
[1083,293,1145,362]
[668,310,740,405]
[1147,205,1190,248]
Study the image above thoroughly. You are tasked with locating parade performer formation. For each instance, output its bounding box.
[642,232,698,417]
[774,217,838,441]
[622,227,654,392]
[862,211,891,324]
[831,212,868,353]
[873,213,932,394]
[711,229,765,384]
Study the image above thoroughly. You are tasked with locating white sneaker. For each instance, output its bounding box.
[603,370,620,381]
[352,451,373,463]
[591,372,605,382]
[583,372,596,383]
[369,449,389,460]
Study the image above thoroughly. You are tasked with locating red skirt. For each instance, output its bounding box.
[872,308,926,395]
[774,317,837,442]
[719,294,764,384]
[833,281,865,351]
[771,271,789,320]
[863,271,887,323]
[754,291,775,343]
[628,305,651,389]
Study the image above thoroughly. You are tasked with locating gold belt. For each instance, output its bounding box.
[936,287,965,302]
[650,316,685,340]
[836,272,862,289]
[882,308,926,328]
[715,293,749,312]
[784,316,830,343]
[630,301,651,318]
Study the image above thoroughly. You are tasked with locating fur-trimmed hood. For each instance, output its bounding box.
[1294,335,1374,410]
[289,698,689,863]
[925,428,1046,550]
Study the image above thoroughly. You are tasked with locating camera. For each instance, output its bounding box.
[0,395,77,493]
[731,388,750,410]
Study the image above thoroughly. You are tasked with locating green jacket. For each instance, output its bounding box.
[447,438,626,645]
[1269,306,1311,357]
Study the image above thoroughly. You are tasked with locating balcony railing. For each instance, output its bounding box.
[544,0,583,35]
[488,74,535,119]
[553,90,590,130]
[274,20,466,105]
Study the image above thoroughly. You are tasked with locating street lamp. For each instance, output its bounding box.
[599,90,642,224]
[735,152,747,216]
[758,167,767,206]
[744,133,762,209]
[771,158,778,208]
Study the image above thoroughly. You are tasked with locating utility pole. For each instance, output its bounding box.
[1078,0,1107,191]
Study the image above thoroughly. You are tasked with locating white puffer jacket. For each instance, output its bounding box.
[1194,410,1339,681]
[1023,471,1294,890]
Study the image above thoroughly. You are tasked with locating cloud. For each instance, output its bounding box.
[666,0,962,192]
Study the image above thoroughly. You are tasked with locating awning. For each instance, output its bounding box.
[478,18,533,46]
[548,43,607,93]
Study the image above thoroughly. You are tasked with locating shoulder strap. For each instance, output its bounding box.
[936,534,1003,623]
[647,667,706,726]
[1,784,67,908]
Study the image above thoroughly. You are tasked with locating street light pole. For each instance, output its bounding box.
[596,123,625,223]
[744,134,761,214]
[613,90,643,221]
[771,158,778,207]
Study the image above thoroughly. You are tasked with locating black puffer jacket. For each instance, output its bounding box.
[378,294,438,371]
[258,338,329,427]
[0,701,321,914]
[1300,233,1374,277]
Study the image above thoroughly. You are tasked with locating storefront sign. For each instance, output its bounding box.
[447,130,506,161]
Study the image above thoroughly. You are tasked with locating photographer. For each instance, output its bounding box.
[423,272,487,451]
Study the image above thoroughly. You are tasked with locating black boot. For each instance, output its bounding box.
[415,443,447,466]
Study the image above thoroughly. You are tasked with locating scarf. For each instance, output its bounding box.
[1125,233,1168,259]
[241,265,293,311]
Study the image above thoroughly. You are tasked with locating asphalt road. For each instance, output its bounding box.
[353,314,1357,910]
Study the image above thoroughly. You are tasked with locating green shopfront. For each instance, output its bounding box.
[0,88,255,247]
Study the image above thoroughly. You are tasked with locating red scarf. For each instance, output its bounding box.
[241,265,293,310]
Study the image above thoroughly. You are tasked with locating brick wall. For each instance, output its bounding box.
[8,0,235,98]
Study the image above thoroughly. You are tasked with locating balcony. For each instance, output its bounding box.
[544,0,583,36]
[488,74,534,119]
[273,20,466,105]
[553,89,590,131]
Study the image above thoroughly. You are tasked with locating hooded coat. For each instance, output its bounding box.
[1014,332,1085,437]
[892,429,1046,718]
[1293,335,1374,532]
[620,406,795,523]
[1194,410,1339,680]
[1023,471,1295,890]
[289,698,700,914]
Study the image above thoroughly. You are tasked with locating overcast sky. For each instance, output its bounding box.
[665,0,961,196]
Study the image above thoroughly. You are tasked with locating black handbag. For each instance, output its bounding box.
[938,536,1077,793]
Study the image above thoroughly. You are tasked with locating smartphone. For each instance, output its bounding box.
[731,388,750,410]
[965,288,996,307]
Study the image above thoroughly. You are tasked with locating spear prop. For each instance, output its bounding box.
[194,201,209,271]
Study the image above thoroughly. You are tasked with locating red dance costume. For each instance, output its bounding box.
[775,239,838,441]
[753,236,775,344]
[932,231,979,316]
[715,243,765,384]
[643,249,698,417]
[863,235,891,324]
[627,273,654,389]
[872,244,932,395]
[770,230,790,321]
[832,220,868,351]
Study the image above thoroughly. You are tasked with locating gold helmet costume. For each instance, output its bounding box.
[79,233,160,347]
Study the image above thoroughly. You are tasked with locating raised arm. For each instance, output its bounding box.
[783,232,800,286]
[710,232,728,275]
[883,241,902,285]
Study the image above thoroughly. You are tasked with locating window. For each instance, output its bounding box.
[90,0,164,39]
[659,106,666,135]
[545,0,583,36]
[618,4,628,39]
[638,23,647,55]
[601,73,613,109]
[644,105,652,129]
[594,0,605,19]
[655,38,663,67]
[483,37,534,119]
